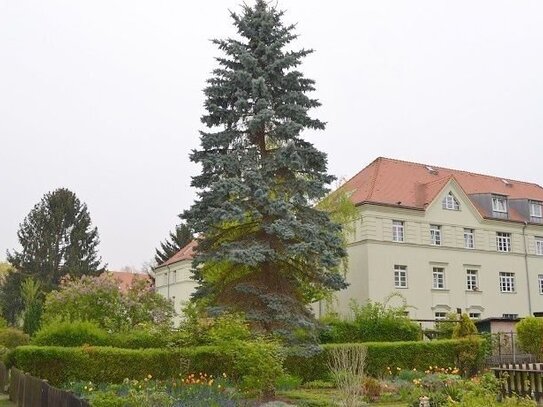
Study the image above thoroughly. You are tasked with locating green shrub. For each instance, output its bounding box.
[285,338,485,382]
[453,313,478,338]
[33,320,109,347]
[516,317,543,360]
[0,328,30,348]
[11,340,284,394]
[320,297,421,343]
[110,329,170,349]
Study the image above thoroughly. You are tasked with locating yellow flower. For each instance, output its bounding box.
[147,374,152,379]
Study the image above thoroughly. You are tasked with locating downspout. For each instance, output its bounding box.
[522,222,532,316]
[166,265,171,300]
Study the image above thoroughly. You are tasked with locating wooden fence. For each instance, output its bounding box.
[5,365,90,407]
[492,363,543,405]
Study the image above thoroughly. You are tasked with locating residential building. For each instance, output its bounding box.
[152,240,198,325]
[331,157,543,322]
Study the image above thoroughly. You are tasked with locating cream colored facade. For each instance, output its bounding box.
[153,259,197,325]
[333,179,543,322]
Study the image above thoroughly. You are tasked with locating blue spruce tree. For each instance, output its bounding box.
[183,0,347,344]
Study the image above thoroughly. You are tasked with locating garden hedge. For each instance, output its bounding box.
[10,341,283,388]
[285,337,486,381]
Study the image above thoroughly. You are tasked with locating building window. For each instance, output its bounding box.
[536,237,543,256]
[432,267,445,289]
[435,312,447,320]
[502,313,518,319]
[466,270,478,291]
[469,312,481,320]
[430,225,441,246]
[392,220,404,242]
[531,201,543,222]
[496,232,511,252]
[394,265,408,288]
[442,192,460,210]
[492,195,508,213]
[171,270,177,283]
[464,228,475,249]
[499,272,515,293]
[539,274,543,294]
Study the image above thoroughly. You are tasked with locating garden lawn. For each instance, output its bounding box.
[278,389,405,407]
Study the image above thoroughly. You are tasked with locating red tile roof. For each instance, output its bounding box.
[342,157,543,220]
[108,271,151,292]
[159,240,197,267]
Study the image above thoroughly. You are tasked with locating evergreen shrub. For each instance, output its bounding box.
[285,338,485,382]
[33,320,109,347]
[0,328,30,348]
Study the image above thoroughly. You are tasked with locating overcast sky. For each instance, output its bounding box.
[1,1,542,270]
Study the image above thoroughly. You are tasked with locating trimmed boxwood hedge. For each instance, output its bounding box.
[285,338,485,381]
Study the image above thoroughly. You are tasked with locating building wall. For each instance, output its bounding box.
[153,260,197,326]
[335,181,543,320]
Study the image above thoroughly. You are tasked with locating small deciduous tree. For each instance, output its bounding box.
[452,313,478,338]
[42,274,174,332]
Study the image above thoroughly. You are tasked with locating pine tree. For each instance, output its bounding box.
[3,188,104,322]
[183,1,347,344]
[154,220,193,265]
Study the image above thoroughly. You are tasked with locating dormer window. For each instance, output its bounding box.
[492,195,508,216]
[530,201,543,222]
[442,192,460,210]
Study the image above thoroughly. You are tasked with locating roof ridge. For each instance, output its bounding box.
[379,157,543,188]
[366,157,382,200]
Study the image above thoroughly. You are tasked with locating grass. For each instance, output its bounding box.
[278,388,406,406]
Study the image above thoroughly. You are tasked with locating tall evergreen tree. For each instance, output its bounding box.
[154,220,193,265]
[3,188,104,322]
[183,1,347,344]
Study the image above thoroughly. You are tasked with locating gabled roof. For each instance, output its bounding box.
[159,240,197,267]
[341,157,543,219]
[108,271,151,292]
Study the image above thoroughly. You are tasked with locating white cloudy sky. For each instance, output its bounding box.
[1,1,542,270]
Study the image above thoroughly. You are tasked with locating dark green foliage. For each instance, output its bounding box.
[33,320,110,347]
[12,342,284,392]
[154,221,193,265]
[0,328,30,348]
[284,339,486,382]
[22,301,42,336]
[183,0,346,345]
[3,188,104,323]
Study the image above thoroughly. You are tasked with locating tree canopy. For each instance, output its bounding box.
[183,0,347,344]
[154,220,193,265]
[2,188,104,323]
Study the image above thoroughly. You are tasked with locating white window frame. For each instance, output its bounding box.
[538,274,543,295]
[392,220,404,242]
[468,312,481,320]
[394,265,408,288]
[496,232,511,252]
[499,272,515,293]
[464,228,475,249]
[442,192,460,210]
[432,267,445,289]
[466,269,478,291]
[531,201,543,218]
[430,225,441,246]
[434,312,447,320]
[492,196,508,213]
[536,237,543,256]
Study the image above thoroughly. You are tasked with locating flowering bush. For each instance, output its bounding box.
[42,274,174,332]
